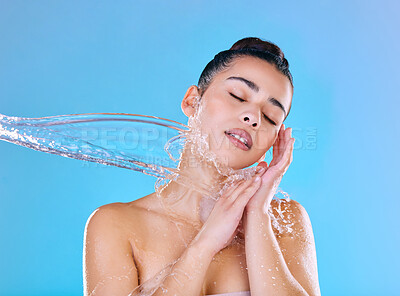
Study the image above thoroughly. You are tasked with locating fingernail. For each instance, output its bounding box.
[255,176,260,181]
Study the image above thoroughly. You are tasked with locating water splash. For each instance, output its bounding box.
[0,112,186,177]
[0,112,221,199]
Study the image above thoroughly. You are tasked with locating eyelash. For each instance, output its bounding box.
[229,92,277,126]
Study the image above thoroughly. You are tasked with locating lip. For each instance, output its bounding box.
[224,128,253,150]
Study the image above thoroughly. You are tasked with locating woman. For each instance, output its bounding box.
[83,37,321,296]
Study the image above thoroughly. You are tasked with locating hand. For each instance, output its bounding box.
[193,168,265,255]
[245,124,295,212]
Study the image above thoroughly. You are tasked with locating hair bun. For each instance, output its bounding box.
[229,37,285,61]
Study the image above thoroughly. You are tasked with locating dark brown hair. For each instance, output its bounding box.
[197,37,293,121]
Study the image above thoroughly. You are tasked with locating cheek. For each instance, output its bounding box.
[203,97,229,117]
[199,97,231,128]
[254,131,276,151]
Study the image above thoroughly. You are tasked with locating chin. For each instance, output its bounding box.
[213,150,257,171]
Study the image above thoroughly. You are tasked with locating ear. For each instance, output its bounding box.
[181,85,200,117]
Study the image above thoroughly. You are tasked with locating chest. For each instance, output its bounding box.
[129,214,250,294]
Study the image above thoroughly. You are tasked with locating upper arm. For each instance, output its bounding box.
[275,200,321,296]
[83,204,139,296]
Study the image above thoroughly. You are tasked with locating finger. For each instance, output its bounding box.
[279,129,288,155]
[279,124,287,155]
[279,126,292,159]
[287,137,295,163]
[226,171,263,203]
[275,125,284,157]
[257,162,268,170]
[280,124,285,143]
[272,135,280,160]
[220,180,245,199]
[277,137,295,171]
[232,177,262,209]
[221,178,251,200]
[272,128,284,164]
[283,137,295,168]
[272,127,282,160]
[284,127,292,148]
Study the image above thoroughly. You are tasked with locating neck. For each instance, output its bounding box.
[156,144,230,226]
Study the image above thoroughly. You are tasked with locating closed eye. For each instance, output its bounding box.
[229,92,277,126]
[229,92,245,102]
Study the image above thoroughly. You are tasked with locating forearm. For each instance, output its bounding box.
[243,209,308,296]
[150,239,215,296]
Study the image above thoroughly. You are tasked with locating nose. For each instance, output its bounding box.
[241,112,260,128]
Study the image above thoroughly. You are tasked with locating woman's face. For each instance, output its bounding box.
[185,56,293,170]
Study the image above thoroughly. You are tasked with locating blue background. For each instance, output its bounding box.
[0,1,399,295]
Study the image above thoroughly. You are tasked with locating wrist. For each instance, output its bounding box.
[245,205,272,221]
[189,235,218,259]
[246,200,271,215]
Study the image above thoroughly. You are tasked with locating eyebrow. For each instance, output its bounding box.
[226,76,287,117]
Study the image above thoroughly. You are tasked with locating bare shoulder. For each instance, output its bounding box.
[269,198,313,239]
[86,202,132,228]
[83,201,144,295]
[84,193,157,236]
[270,199,321,296]
[84,203,132,252]
[270,198,308,218]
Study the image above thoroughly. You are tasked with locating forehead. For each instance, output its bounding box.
[213,56,292,108]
